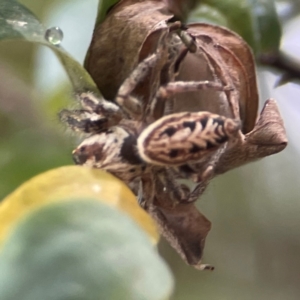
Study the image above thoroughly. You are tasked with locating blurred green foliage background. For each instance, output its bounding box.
[1,0,300,299]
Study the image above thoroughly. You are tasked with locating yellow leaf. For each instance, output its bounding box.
[0,166,159,246]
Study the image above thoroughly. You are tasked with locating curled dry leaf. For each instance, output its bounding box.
[148,176,213,269]
[83,0,287,269]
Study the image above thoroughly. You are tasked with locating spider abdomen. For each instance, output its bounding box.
[137,112,240,165]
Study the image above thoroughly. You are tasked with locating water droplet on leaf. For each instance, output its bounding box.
[45,27,63,45]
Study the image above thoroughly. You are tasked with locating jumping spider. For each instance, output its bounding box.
[60,32,240,270]
[60,34,239,199]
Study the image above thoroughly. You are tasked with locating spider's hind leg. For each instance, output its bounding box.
[179,165,214,204]
[150,80,232,120]
[179,144,227,203]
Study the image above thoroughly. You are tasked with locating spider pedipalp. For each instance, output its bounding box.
[59,92,123,134]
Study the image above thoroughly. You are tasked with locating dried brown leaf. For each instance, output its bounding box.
[85,0,173,100]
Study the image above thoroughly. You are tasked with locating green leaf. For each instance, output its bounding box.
[188,4,229,28]
[96,0,119,25]
[188,0,257,52]
[0,199,173,300]
[247,0,281,54]
[0,0,99,95]
[0,130,72,201]
[187,0,282,55]
[0,166,159,242]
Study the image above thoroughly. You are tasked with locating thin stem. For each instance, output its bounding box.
[258,51,300,85]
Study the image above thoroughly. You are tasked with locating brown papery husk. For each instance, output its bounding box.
[83,0,265,269]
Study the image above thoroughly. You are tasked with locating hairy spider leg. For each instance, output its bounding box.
[59,109,108,133]
[115,53,162,119]
[59,92,123,133]
[176,29,197,53]
[167,20,197,53]
[182,144,227,203]
[149,80,229,120]
[137,171,155,207]
[152,164,213,206]
[139,167,190,208]
[163,168,187,201]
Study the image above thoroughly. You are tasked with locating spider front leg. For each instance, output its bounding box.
[115,52,162,120]
[168,20,197,53]
[59,109,108,133]
[59,92,123,133]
